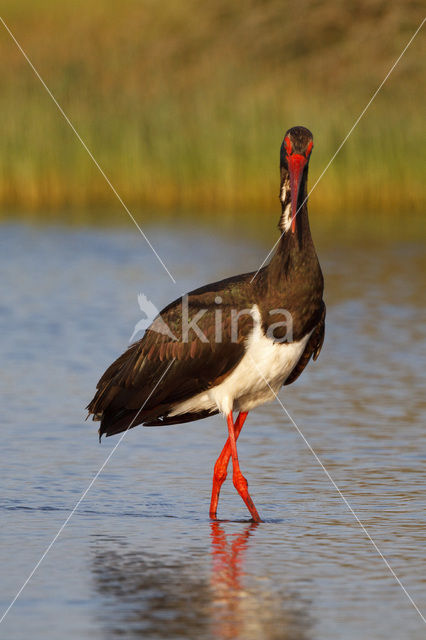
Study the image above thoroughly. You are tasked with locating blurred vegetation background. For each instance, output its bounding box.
[0,0,425,223]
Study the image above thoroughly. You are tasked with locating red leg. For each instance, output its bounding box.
[209,412,247,519]
[227,412,262,522]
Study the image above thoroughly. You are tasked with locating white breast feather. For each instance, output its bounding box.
[169,305,312,418]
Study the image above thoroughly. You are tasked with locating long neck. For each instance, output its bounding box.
[267,166,319,286]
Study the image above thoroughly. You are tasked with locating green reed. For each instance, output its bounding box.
[0,0,424,219]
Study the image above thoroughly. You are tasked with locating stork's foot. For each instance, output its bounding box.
[209,460,228,519]
[233,470,262,523]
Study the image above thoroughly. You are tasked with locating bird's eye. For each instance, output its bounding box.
[305,141,313,157]
[284,137,292,155]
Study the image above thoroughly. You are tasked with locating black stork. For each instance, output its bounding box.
[88,126,325,523]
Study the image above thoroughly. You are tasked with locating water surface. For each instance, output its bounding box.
[1,221,425,639]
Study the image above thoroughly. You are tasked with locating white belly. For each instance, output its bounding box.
[169,304,312,418]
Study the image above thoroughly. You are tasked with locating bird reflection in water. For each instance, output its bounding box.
[91,523,311,639]
[209,521,311,640]
[209,521,258,639]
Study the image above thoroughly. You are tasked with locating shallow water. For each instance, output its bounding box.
[1,221,426,639]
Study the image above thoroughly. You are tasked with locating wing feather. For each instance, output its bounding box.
[284,302,326,386]
[87,275,256,435]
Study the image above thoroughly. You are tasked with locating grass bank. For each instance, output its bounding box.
[0,0,425,218]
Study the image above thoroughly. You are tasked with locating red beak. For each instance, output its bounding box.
[288,154,308,233]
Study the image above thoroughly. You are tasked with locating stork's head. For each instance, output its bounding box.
[280,126,314,233]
